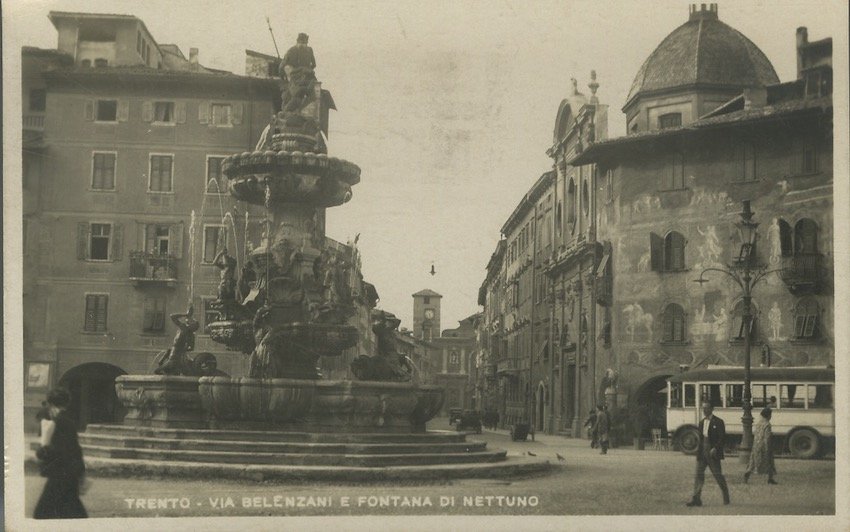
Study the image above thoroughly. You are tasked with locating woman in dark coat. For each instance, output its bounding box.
[33,388,87,519]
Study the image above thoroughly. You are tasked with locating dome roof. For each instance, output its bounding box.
[625,7,779,109]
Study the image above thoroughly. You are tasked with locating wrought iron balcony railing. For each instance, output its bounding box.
[779,253,823,294]
[129,251,178,286]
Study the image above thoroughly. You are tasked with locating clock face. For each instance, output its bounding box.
[424,309,435,320]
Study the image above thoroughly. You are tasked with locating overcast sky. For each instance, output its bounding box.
[7,0,845,332]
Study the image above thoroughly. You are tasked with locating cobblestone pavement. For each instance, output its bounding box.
[23,420,835,519]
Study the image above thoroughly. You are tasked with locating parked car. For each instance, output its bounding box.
[455,410,482,433]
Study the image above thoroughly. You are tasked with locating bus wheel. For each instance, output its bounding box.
[677,427,700,455]
[788,429,820,459]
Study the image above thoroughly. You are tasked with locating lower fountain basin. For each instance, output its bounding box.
[117,375,444,433]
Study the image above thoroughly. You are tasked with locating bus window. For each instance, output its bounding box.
[684,384,696,407]
[726,384,744,407]
[752,384,777,407]
[780,384,805,408]
[669,382,682,407]
[700,384,722,407]
[808,384,834,409]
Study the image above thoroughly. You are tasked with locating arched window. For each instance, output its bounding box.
[794,219,818,254]
[567,178,576,226]
[663,231,686,271]
[793,298,820,339]
[778,219,793,256]
[731,300,759,342]
[662,303,686,343]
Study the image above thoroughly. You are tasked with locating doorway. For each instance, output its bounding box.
[58,362,127,430]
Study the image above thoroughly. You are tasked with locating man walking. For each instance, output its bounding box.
[687,404,730,507]
[594,405,610,455]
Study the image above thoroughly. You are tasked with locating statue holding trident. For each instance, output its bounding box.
[279,33,318,114]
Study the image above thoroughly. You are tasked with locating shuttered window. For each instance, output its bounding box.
[662,303,686,343]
[89,223,111,260]
[211,104,231,126]
[793,298,819,339]
[84,294,108,332]
[91,152,116,190]
[96,100,118,121]
[149,155,173,192]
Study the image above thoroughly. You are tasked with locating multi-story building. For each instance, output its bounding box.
[496,171,553,427]
[431,314,479,414]
[570,7,833,441]
[478,4,833,442]
[540,74,608,436]
[476,240,506,416]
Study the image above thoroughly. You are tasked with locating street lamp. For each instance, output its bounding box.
[693,200,778,463]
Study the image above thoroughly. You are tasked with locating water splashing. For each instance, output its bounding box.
[188,209,196,304]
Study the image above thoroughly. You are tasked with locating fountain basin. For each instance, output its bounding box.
[115,376,205,429]
[199,378,444,433]
[116,375,444,433]
[222,150,360,207]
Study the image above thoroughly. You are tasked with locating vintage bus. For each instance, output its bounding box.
[666,366,834,459]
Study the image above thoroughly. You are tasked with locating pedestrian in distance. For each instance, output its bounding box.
[744,407,778,485]
[594,405,610,455]
[33,388,88,519]
[583,409,598,449]
[686,404,730,507]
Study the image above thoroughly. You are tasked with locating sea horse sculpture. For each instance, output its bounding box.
[350,310,414,381]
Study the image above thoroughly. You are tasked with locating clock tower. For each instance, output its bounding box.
[412,289,442,341]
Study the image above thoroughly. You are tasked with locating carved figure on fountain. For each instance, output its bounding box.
[350,310,414,382]
[153,305,220,376]
[213,248,238,301]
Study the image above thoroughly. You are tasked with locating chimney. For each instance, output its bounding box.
[189,47,199,69]
[796,27,808,78]
[743,87,767,110]
[689,3,718,21]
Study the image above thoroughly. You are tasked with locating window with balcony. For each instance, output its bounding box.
[661,303,686,343]
[84,294,108,332]
[91,152,116,190]
[149,155,173,192]
[203,225,226,263]
[96,99,118,121]
[143,297,166,333]
[780,218,822,294]
[206,156,227,194]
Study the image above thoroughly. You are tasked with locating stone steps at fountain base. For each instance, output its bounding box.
[58,455,553,482]
[84,424,468,444]
[80,433,488,455]
[81,444,507,467]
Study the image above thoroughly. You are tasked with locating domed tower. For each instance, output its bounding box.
[624,3,779,134]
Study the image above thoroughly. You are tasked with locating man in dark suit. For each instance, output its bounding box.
[686,404,730,506]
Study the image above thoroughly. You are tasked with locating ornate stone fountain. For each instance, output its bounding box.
[89,36,548,480]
